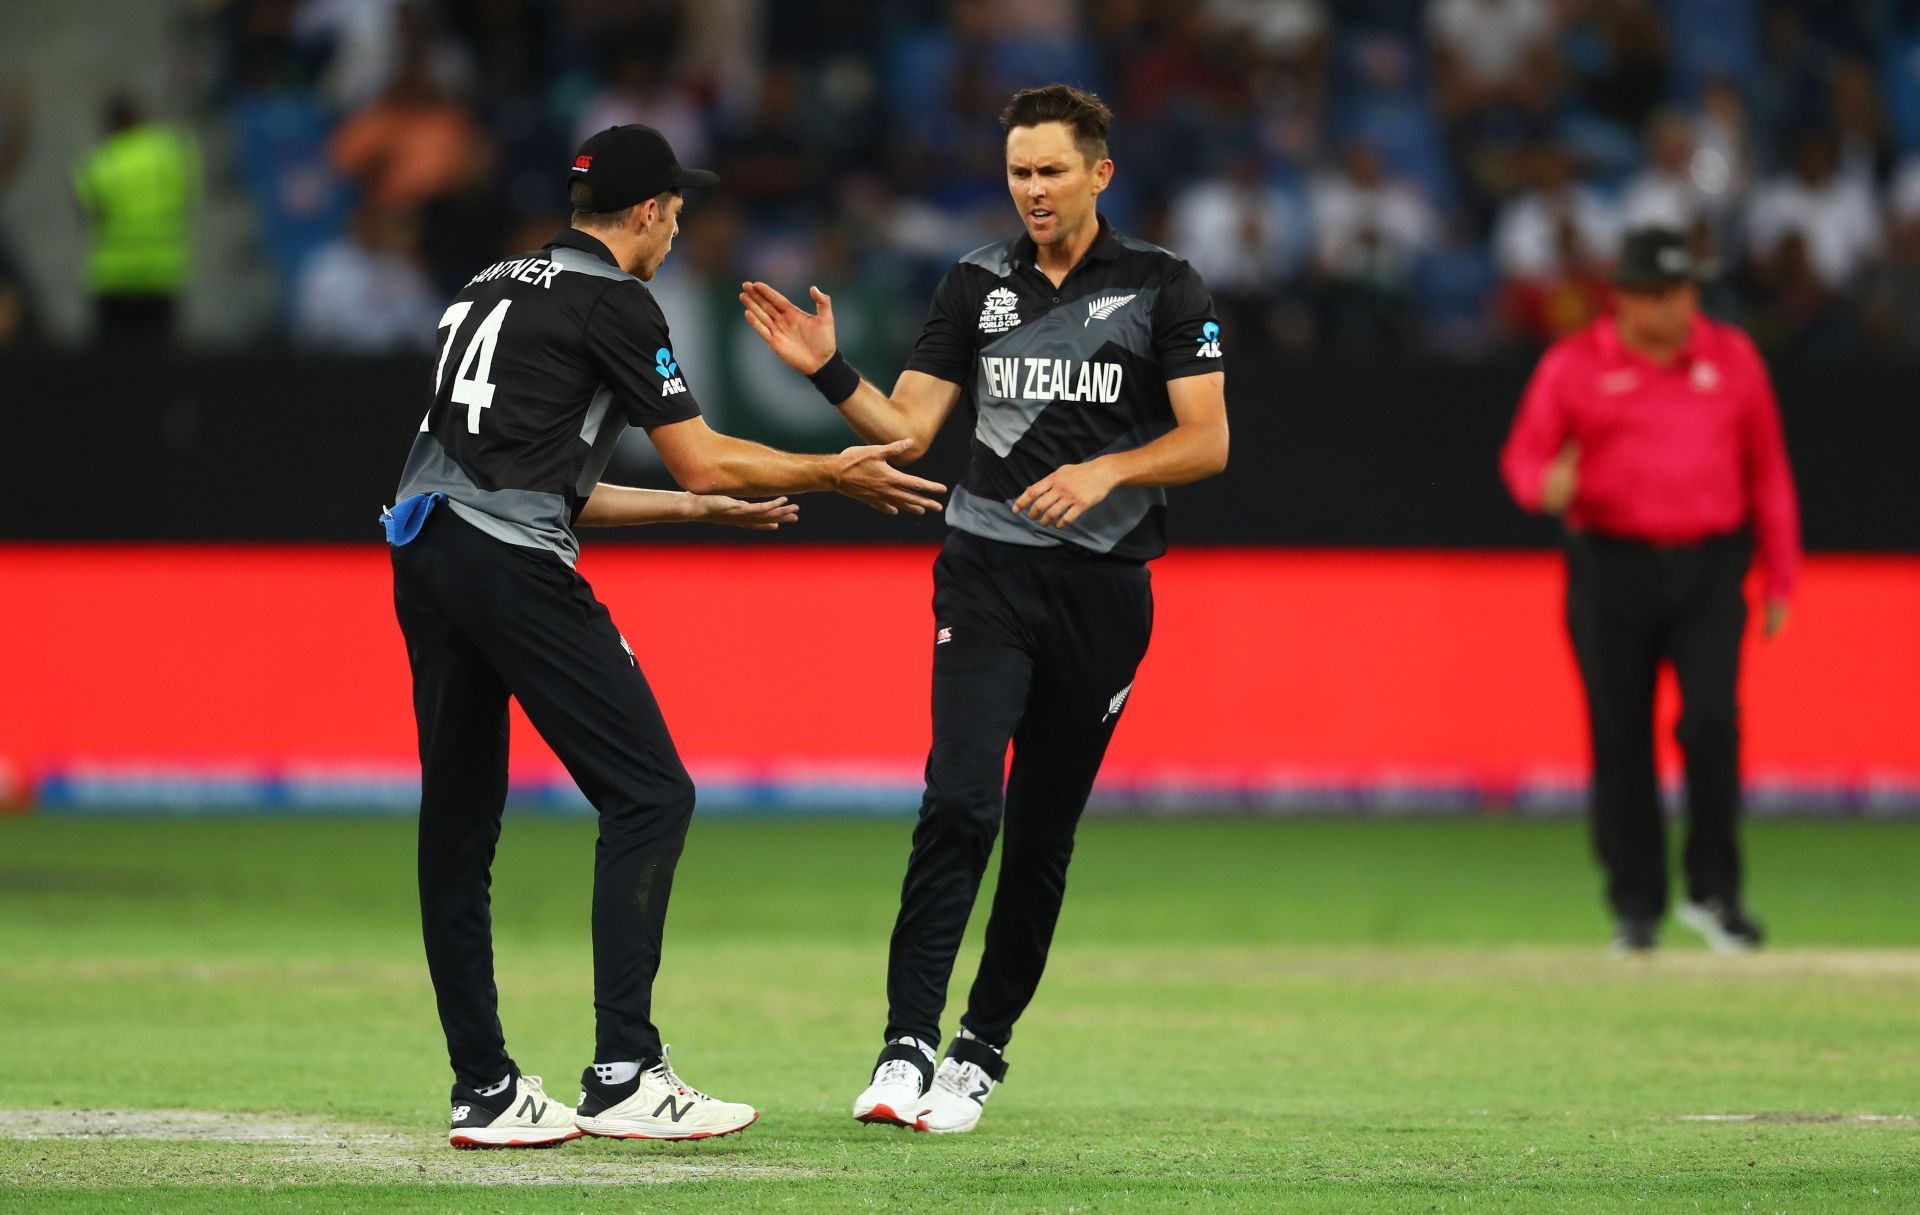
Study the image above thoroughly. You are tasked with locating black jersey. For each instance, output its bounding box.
[904,216,1223,562]
[393,228,701,565]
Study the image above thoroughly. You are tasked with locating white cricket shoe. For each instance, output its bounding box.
[448,1074,582,1149]
[572,1047,759,1141]
[916,1036,1008,1135]
[1677,898,1765,953]
[853,1037,937,1129]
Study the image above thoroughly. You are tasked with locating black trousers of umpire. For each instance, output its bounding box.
[1565,529,1751,921]
[885,530,1153,1051]
[392,509,695,1087]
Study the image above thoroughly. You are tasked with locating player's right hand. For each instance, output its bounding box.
[740,281,838,374]
[1540,441,1580,515]
[832,439,946,515]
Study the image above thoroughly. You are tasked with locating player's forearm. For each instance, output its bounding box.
[832,379,936,460]
[674,433,837,498]
[1090,419,1229,489]
[575,484,701,527]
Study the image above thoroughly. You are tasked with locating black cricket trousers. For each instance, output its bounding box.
[392,508,695,1087]
[1565,529,1751,921]
[886,529,1153,1051]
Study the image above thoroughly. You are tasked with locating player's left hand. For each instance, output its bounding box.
[1763,598,1790,639]
[1014,462,1116,529]
[739,281,837,375]
[699,495,800,531]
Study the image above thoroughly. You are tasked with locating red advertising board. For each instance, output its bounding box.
[3,545,1915,810]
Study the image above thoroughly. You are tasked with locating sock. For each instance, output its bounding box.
[955,1027,1002,1055]
[475,1073,513,1098]
[593,1061,640,1085]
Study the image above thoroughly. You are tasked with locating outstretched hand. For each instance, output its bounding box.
[740,281,838,374]
[697,495,800,531]
[834,439,947,515]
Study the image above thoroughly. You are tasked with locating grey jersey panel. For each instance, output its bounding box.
[956,238,1020,275]
[970,286,1159,457]
[548,247,636,282]
[396,432,581,565]
[574,386,622,497]
[947,420,1171,555]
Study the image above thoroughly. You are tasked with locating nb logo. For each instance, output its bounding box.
[654,1094,694,1122]
[969,1083,991,1105]
[1195,321,1222,359]
[517,1095,547,1122]
[450,1105,471,1122]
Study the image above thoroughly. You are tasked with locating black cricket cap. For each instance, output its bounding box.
[568,124,719,212]
[1614,226,1707,292]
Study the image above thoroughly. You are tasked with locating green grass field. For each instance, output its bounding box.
[1,813,1916,1212]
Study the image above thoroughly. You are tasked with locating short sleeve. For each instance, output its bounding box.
[1153,263,1225,379]
[583,280,703,428]
[903,263,977,384]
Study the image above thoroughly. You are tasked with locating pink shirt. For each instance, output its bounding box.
[1501,315,1802,601]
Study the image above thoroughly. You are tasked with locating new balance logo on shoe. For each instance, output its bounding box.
[1084,293,1137,326]
[450,1105,471,1122]
[653,1094,694,1123]
[968,1082,991,1105]
[518,1095,547,1122]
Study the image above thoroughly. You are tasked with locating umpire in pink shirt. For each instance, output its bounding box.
[1502,228,1802,955]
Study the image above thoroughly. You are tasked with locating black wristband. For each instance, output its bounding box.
[807,350,862,406]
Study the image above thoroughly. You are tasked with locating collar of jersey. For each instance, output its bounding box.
[1010,214,1122,272]
[547,227,620,267]
[1595,311,1713,371]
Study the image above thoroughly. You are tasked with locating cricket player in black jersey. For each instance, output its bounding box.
[385,124,945,1149]
[742,85,1230,1133]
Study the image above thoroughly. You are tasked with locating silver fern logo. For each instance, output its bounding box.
[1102,681,1133,722]
[1084,293,1137,326]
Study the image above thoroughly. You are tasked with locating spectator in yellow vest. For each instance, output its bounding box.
[73,93,198,345]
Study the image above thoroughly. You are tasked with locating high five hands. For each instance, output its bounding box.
[699,495,800,531]
[836,439,946,516]
[740,281,836,375]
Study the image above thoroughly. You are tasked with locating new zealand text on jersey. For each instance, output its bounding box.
[981,356,1125,404]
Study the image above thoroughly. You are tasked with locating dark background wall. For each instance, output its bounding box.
[5,350,1915,550]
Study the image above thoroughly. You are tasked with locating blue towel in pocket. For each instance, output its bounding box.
[379,492,445,546]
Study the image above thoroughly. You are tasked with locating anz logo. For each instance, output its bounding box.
[1195,321,1223,359]
[655,346,688,396]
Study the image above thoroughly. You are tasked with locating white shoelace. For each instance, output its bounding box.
[519,1075,546,1095]
[649,1050,711,1101]
[933,1061,987,1099]
[872,1059,923,1091]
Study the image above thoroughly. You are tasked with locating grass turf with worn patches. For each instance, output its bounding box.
[0,815,1915,1212]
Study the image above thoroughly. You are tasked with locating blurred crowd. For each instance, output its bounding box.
[12,0,1920,360]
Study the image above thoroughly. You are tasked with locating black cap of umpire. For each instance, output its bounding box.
[568,124,719,211]
[1613,226,1707,292]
